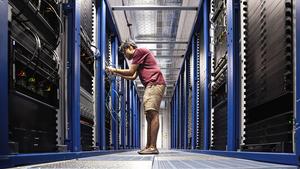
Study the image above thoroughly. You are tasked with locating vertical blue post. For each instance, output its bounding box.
[126,80,130,148]
[226,0,240,151]
[174,85,178,148]
[0,0,8,156]
[171,99,174,148]
[121,63,126,149]
[174,85,176,149]
[96,0,106,150]
[139,99,141,148]
[170,100,172,148]
[133,86,137,148]
[192,35,197,149]
[101,0,107,151]
[135,89,137,148]
[128,81,133,148]
[66,0,81,152]
[136,92,139,148]
[111,36,118,150]
[203,0,211,150]
[173,98,175,148]
[137,98,140,148]
[131,86,134,148]
[127,81,132,148]
[295,0,300,163]
[185,59,189,149]
[181,72,185,149]
[178,75,181,148]
[176,84,179,148]
[132,86,136,148]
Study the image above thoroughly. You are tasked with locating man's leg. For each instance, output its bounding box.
[138,112,151,153]
[146,112,152,148]
[149,110,159,148]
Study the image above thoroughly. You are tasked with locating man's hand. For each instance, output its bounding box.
[105,66,116,75]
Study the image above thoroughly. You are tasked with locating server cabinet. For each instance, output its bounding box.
[8,0,61,153]
[242,0,294,153]
[79,0,95,151]
[211,0,228,150]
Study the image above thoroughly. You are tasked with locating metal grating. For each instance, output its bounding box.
[152,150,297,169]
[21,150,297,169]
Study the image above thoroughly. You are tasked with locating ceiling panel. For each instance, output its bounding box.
[107,0,199,99]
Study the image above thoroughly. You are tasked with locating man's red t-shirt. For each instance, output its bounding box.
[131,48,166,87]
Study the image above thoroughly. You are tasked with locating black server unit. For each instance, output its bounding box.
[187,55,193,149]
[105,34,113,149]
[211,0,227,150]
[8,0,61,153]
[242,0,293,153]
[79,0,95,151]
[196,32,205,149]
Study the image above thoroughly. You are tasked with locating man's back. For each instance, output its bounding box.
[132,48,166,87]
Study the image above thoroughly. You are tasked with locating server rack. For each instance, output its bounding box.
[0,0,141,167]
[211,0,228,150]
[171,0,300,166]
[8,0,61,153]
[242,0,293,153]
[79,0,95,151]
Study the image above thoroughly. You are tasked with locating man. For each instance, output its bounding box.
[106,40,166,154]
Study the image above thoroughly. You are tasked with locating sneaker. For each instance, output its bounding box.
[137,147,148,154]
[138,147,159,155]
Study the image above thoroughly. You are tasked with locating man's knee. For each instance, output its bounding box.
[146,110,158,119]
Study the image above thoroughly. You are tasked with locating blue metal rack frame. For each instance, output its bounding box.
[132,85,136,148]
[176,84,179,148]
[179,73,183,148]
[111,36,118,150]
[126,79,130,148]
[121,62,126,149]
[203,0,211,151]
[96,0,107,150]
[137,99,141,148]
[226,0,240,151]
[128,81,132,148]
[184,60,189,149]
[66,0,81,152]
[171,97,174,148]
[135,87,140,148]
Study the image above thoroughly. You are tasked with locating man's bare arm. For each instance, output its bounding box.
[116,72,138,80]
[109,64,139,76]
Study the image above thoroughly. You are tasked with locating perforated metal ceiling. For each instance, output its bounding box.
[108,0,199,100]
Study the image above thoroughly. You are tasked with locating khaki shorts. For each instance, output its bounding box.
[143,84,166,113]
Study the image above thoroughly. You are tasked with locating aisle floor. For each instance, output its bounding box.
[15,150,297,169]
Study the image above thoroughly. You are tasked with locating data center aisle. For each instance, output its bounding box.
[14,150,297,169]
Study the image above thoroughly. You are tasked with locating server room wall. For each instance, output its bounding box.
[0,0,141,167]
[1,0,300,167]
[170,0,300,166]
